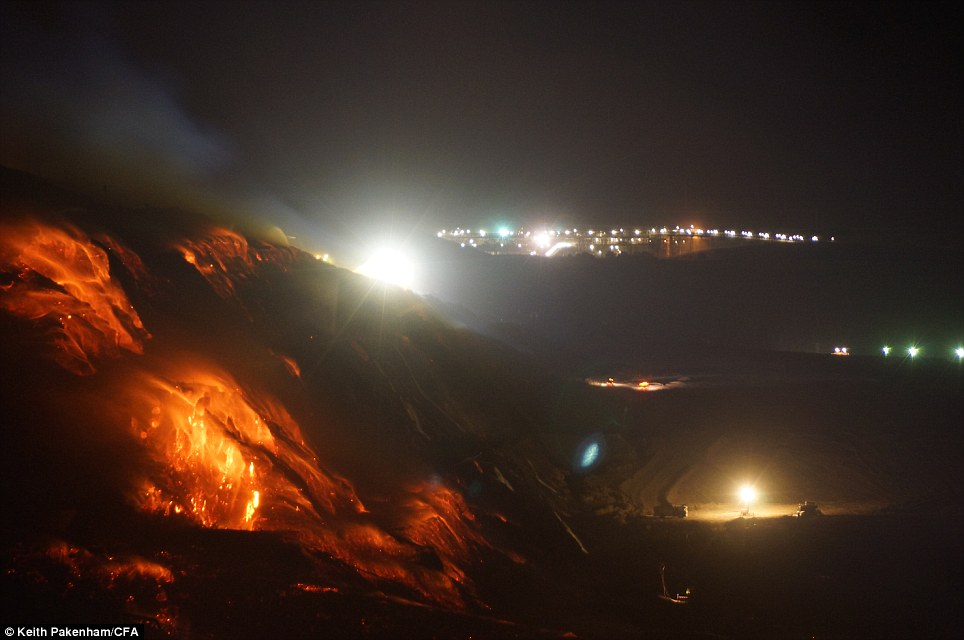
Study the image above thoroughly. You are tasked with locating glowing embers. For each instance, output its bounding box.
[335,481,501,609]
[174,227,303,300]
[136,375,269,529]
[126,362,501,608]
[44,540,174,585]
[132,364,363,531]
[398,482,497,579]
[0,220,150,374]
[175,228,253,299]
[21,541,178,636]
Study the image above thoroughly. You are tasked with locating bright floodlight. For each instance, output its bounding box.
[955,347,964,359]
[498,227,511,238]
[908,346,920,358]
[356,248,415,289]
[882,346,891,356]
[738,485,757,504]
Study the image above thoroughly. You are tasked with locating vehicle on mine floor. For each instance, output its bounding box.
[794,501,822,517]
[653,503,688,518]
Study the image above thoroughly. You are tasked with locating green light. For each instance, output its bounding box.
[882,346,891,356]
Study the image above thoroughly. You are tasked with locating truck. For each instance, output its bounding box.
[794,501,822,517]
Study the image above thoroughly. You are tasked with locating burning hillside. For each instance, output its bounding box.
[0,182,578,637]
[0,220,150,374]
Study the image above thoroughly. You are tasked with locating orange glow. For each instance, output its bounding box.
[45,541,174,584]
[0,221,150,374]
[131,362,364,530]
[292,583,339,594]
[173,227,305,300]
[125,360,496,608]
[400,483,489,575]
[37,541,177,634]
[275,352,302,378]
[2,220,519,611]
[174,228,252,299]
[94,233,160,294]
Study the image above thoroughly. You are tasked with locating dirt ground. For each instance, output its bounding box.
[561,510,963,639]
[525,353,964,638]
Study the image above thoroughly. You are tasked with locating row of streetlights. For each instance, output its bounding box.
[833,345,964,360]
[881,345,964,359]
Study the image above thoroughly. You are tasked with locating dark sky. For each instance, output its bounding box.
[2,0,960,253]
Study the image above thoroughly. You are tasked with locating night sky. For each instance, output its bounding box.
[2,1,960,251]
